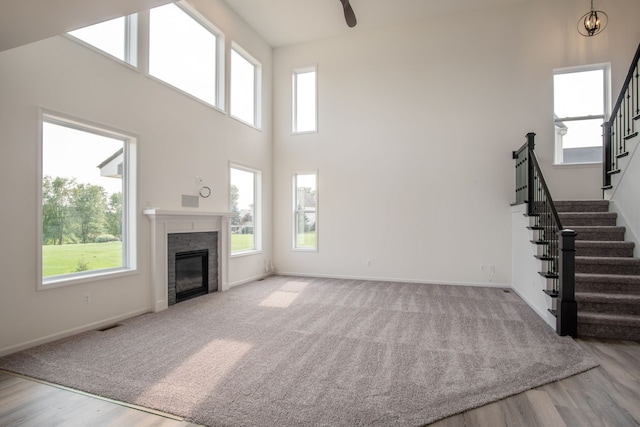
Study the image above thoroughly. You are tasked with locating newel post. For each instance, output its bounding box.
[602,121,612,189]
[526,132,536,216]
[557,229,577,337]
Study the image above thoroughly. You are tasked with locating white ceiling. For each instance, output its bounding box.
[221,0,533,47]
[0,0,173,52]
[0,0,532,52]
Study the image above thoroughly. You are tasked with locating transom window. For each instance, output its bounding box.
[149,2,224,108]
[40,113,137,288]
[68,14,137,66]
[553,65,609,164]
[293,172,318,251]
[230,165,261,254]
[230,43,261,128]
[292,67,317,133]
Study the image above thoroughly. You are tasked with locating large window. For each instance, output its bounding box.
[149,2,223,108]
[293,172,318,251]
[230,165,261,254]
[292,67,317,133]
[230,43,261,127]
[40,113,137,287]
[68,14,138,66]
[554,65,609,164]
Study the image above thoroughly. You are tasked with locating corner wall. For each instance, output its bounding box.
[0,0,273,355]
[272,0,640,285]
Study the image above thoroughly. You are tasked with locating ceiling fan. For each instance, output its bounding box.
[340,0,357,28]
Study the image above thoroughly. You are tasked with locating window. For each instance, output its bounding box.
[68,14,138,66]
[293,172,318,250]
[230,165,261,254]
[40,113,137,288]
[292,67,317,133]
[554,65,609,164]
[230,43,261,127]
[149,2,224,108]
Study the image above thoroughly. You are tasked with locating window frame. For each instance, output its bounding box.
[66,13,138,68]
[292,66,318,134]
[292,171,318,252]
[230,42,262,129]
[148,1,226,111]
[229,163,262,257]
[553,63,611,165]
[37,110,138,290]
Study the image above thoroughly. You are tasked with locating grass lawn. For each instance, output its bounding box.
[42,241,122,277]
[231,234,255,252]
[297,231,316,248]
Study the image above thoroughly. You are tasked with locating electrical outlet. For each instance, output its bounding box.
[480,264,485,271]
[83,293,91,304]
[366,259,371,267]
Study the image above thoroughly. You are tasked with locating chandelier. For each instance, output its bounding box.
[577,0,608,37]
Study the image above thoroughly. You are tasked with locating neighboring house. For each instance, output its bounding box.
[97,148,124,179]
[1,0,639,356]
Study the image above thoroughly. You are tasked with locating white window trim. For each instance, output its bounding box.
[37,109,138,290]
[292,170,318,252]
[292,65,318,134]
[553,63,611,165]
[230,42,262,130]
[65,14,139,69]
[147,1,226,111]
[229,162,262,257]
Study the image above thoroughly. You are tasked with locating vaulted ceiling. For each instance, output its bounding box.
[0,0,532,52]
[222,0,532,47]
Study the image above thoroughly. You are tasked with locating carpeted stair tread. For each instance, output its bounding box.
[578,311,640,327]
[576,256,640,275]
[575,292,640,304]
[559,212,618,227]
[576,256,640,265]
[576,292,640,316]
[577,312,640,340]
[555,200,610,213]
[570,226,626,241]
[575,273,640,295]
[575,273,640,284]
[575,240,635,257]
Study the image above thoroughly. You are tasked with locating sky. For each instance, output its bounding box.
[43,122,124,196]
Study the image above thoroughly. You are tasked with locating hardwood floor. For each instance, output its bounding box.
[1,338,638,426]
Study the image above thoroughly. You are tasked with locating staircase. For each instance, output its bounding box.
[555,200,640,340]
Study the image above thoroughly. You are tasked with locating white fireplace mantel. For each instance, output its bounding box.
[144,209,234,312]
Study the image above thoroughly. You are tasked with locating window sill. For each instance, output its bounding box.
[230,249,262,259]
[39,268,139,291]
[552,162,602,168]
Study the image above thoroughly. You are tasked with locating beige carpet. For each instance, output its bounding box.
[0,276,597,426]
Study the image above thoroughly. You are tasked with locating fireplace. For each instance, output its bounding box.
[175,249,208,303]
[167,232,218,306]
[144,209,233,312]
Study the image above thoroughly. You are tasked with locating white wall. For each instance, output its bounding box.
[272,0,640,284]
[606,133,640,256]
[0,0,273,355]
[511,205,556,330]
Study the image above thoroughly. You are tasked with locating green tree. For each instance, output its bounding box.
[105,192,122,238]
[72,184,107,244]
[42,176,74,245]
[230,184,240,226]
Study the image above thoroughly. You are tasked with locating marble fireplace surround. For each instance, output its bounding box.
[144,209,234,312]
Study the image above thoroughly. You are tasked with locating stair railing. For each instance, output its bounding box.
[603,42,640,189]
[513,133,577,337]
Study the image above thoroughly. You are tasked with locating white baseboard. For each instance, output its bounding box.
[274,270,510,289]
[228,272,274,289]
[0,308,149,357]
